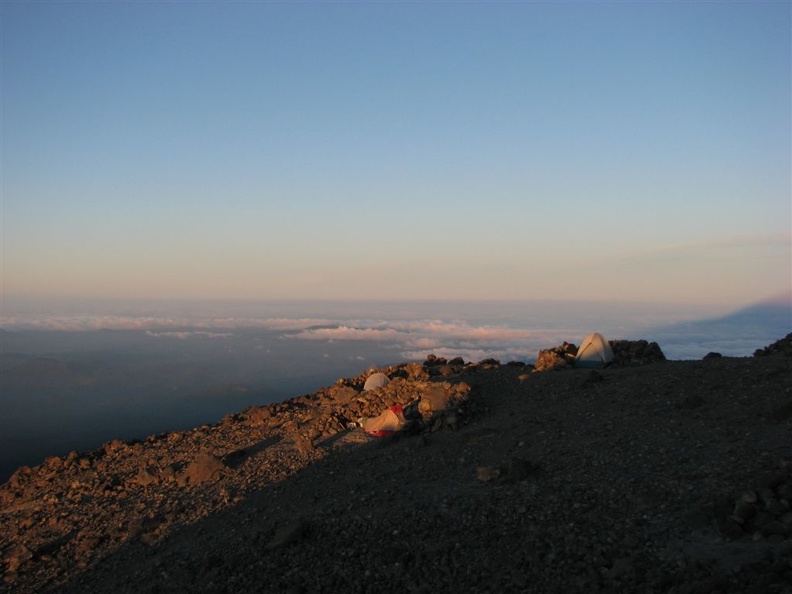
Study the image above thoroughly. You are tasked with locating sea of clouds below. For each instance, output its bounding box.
[1,297,787,362]
[0,313,702,362]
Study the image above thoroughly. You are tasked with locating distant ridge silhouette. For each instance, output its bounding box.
[686,298,790,332]
[649,296,792,359]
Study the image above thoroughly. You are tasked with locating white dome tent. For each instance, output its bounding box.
[363,372,390,391]
[575,333,614,369]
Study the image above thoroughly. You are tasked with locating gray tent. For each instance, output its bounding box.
[575,333,614,368]
[363,372,390,391]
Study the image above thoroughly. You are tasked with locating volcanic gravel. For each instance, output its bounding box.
[1,349,791,594]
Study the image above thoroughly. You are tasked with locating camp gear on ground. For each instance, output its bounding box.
[363,405,405,437]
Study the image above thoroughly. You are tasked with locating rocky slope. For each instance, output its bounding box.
[1,337,791,594]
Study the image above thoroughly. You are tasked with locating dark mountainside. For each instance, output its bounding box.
[1,335,791,594]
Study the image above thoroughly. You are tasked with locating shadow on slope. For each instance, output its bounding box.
[650,297,792,360]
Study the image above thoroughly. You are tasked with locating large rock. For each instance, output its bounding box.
[177,453,226,487]
[534,348,571,372]
[325,385,358,404]
[608,340,666,367]
[243,405,273,426]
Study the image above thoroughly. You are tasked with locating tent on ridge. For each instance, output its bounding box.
[363,372,390,391]
[575,332,614,368]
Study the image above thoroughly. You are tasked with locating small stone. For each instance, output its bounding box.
[5,544,33,573]
[134,465,159,487]
[267,520,308,550]
[500,458,535,483]
[732,503,757,524]
[127,519,144,540]
[758,487,777,507]
[608,558,634,579]
[476,466,501,483]
[680,394,705,409]
[19,517,35,530]
[720,518,745,539]
[776,483,792,500]
[103,440,125,455]
[584,370,604,384]
[761,521,789,537]
[753,510,775,528]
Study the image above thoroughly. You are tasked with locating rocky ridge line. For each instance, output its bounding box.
[1,356,482,592]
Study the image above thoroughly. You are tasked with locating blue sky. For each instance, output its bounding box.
[2,1,790,307]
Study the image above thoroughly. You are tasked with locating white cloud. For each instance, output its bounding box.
[0,314,334,332]
[3,299,781,362]
[291,326,402,341]
[287,319,580,362]
[145,331,233,340]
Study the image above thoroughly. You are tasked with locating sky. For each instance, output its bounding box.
[2,1,790,308]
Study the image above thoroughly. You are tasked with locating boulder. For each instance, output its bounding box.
[177,453,226,487]
[609,340,666,367]
[325,385,357,404]
[243,405,273,426]
[534,349,570,372]
[133,465,159,487]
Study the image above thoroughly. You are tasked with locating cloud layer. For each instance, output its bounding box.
[3,297,787,361]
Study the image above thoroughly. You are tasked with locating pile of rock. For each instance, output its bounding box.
[532,339,666,371]
[533,342,577,372]
[754,333,792,357]
[720,466,792,542]
[422,354,468,376]
[609,339,666,367]
[315,359,474,430]
[239,366,477,457]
